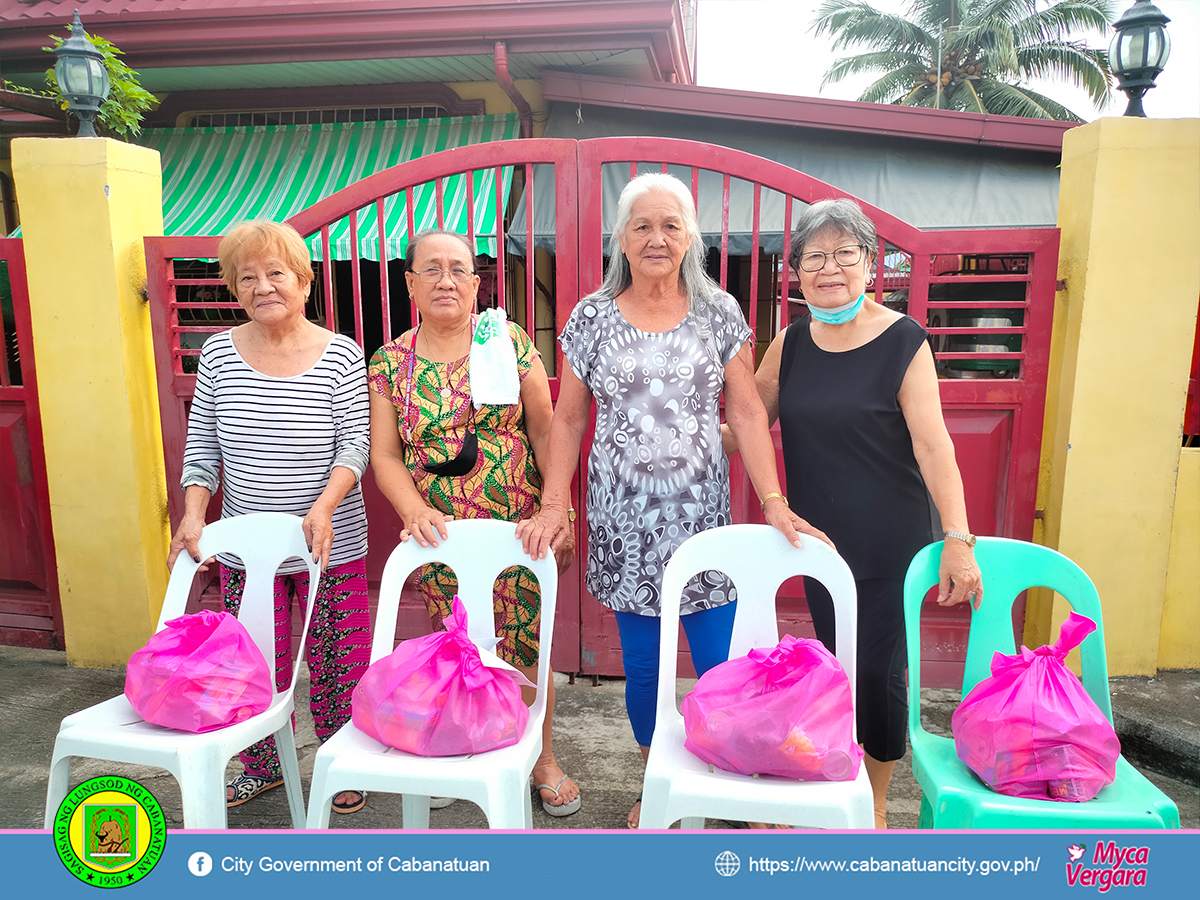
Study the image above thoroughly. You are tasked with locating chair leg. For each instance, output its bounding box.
[274,723,306,829]
[523,785,533,830]
[177,759,229,830]
[637,779,670,830]
[402,795,431,830]
[305,753,334,829]
[482,785,527,830]
[44,749,72,829]
[679,816,704,830]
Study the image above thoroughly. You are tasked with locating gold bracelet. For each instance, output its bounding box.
[760,492,787,510]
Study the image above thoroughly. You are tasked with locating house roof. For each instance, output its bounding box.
[542,72,1077,155]
[0,0,697,86]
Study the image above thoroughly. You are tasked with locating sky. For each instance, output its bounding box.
[694,0,1200,121]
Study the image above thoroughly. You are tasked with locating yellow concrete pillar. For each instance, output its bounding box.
[1031,118,1200,675]
[12,138,169,668]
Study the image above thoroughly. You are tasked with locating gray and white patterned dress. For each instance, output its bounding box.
[560,288,752,616]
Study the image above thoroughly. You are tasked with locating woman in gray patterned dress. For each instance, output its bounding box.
[518,173,829,828]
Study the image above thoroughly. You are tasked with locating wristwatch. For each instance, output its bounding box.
[944,531,976,547]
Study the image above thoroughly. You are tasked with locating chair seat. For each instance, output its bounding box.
[315,720,539,791]
[912,730,1180,829]
[641,716,874,829]
[55,694,296,760]
[304,520,558,830]
[44,513,320,830]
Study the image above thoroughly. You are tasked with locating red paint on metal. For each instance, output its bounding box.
[348,208,364,346]
[147,138,582,673]
[494,166,506,311]
[719,173,730,290]
[524,164,535,328]
[320,226,334,329]
[376,198,391,342]
[0,238,63,649]
[575,136,1057,686]
[748,182,760,336]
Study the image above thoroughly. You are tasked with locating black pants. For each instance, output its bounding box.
[804,576,908,762]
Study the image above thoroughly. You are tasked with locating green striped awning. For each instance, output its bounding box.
[138,115,520,260]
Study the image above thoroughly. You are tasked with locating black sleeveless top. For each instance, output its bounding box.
[778,314,939,580]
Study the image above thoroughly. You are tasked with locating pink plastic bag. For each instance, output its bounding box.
[352,597,533,756]
[682,634,863,780]
[124,609,273,733]
[952,612,1120,801]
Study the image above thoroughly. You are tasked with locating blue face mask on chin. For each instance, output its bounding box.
[808,292,865,325]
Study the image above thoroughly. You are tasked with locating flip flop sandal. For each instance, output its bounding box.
[429,797,457,809]
[331,790,367,815]
[535,775,581,817]
[226,773,284,808]
[627,793,643,830]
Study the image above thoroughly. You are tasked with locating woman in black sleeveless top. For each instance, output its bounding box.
[726,198,982,828]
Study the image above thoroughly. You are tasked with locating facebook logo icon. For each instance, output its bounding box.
[188,852,213,877]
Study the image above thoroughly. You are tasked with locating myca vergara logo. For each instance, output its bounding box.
[1065,840,1149,892]
[53,776,166,888]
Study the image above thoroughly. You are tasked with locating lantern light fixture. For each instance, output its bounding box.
[53,10,111,137]
[1108,0,1172,118]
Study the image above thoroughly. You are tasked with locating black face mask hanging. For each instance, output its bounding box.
[422,424,478,477]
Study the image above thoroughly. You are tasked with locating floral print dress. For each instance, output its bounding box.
[368,321,544,665]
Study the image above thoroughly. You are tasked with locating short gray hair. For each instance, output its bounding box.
[405,228,475,272]
[600,172,720,305]
[788,198,877,273]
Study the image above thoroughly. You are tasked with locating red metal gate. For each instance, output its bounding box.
[147,139,585,672]
[573,138,1057,687]
[146,137,1057,689]
[0,237,62,649]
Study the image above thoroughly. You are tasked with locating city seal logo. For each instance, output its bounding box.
[53,776,166,888]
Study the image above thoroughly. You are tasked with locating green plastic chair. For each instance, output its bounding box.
[904,537,1180,829]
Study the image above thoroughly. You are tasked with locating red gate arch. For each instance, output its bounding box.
[146,136,1057,688]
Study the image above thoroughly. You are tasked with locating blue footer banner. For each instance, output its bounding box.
[3,827,1197,898]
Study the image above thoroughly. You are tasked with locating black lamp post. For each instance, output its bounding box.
[1109,0,1172,117]
[53,10,111,137]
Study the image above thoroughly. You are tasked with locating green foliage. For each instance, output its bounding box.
[812,0,1115,121]
[42,31,157,139]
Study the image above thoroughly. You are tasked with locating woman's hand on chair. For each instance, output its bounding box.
[938,541,982,609]
[517,503,570,563]
[400,505,454,548]
[168,513,207,571]
[761,497,834,551]
[302,503,336,572]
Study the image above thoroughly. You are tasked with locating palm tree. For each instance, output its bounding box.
[812,0,1115,121]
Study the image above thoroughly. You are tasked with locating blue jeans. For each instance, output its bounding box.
[614,601,737,747]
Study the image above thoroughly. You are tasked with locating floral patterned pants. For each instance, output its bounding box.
[220,558,370,780]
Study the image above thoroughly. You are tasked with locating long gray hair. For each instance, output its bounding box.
[600,172,720,305]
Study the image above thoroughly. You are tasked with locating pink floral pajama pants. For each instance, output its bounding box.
[220,557,371,780]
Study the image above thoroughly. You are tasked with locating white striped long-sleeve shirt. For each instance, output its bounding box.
[181,330,369,573]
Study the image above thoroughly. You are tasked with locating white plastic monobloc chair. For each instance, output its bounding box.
[306,519,557,829]
[638,524,874,829]
[44,512,320,830]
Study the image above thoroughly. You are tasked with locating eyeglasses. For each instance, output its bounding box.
[796,244,867,273]
[411,266,476,284]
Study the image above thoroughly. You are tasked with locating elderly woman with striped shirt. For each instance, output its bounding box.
[168,220,371,816]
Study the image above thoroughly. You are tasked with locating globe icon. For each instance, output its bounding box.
[714,850,741,877]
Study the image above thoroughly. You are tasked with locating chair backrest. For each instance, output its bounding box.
[375,520,558,719]
[657,525,858,731]
[162,512,320,699]
[903,536,1112,739]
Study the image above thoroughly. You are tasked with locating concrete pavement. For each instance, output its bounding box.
[1,645,1195,830]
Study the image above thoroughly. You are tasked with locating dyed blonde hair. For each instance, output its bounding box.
[218,220,314,292]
